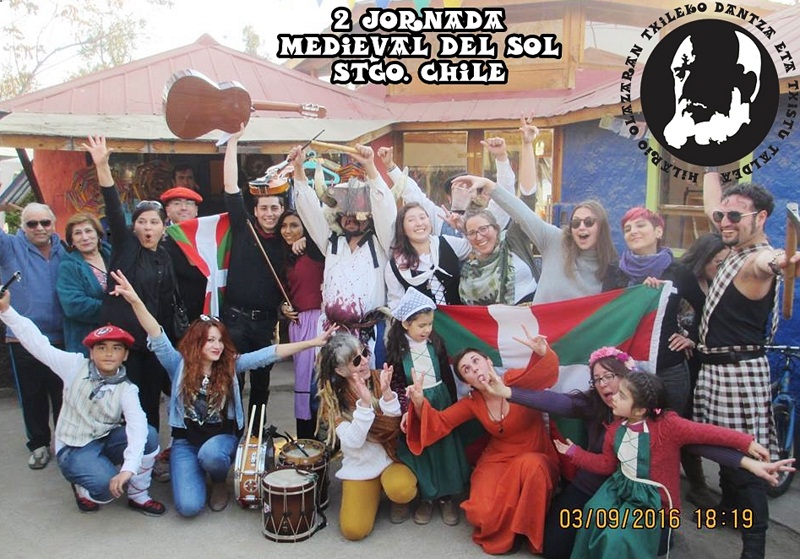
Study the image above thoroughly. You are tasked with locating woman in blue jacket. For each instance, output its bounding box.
[56,212,111,356]
[110,269,334,516]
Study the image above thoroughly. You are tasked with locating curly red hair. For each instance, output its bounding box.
[176,318,238,412]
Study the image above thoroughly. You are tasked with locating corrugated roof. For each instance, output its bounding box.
[0,113,392,150]
[0,34,396,121]
[3,1,797,139]
[385,68,630,123]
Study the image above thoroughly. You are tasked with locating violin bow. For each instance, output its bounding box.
[782,202,799,319]
[249,130,325,186]
[245,219,292,307]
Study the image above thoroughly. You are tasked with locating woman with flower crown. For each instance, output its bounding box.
[480,346,795,559]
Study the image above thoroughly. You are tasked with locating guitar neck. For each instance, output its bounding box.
[252,100,326,119]
[252,101,305,114]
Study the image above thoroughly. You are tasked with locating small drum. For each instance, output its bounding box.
[234,437,269,508]
[261,468,321,542]
[277,439,331,509]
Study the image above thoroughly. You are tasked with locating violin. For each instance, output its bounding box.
[248,161,293,196]
[163,69,327,140]
[248,130,326,196]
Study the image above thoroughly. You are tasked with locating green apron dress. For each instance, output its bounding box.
[570,421,666,559]
[396,344,470,500]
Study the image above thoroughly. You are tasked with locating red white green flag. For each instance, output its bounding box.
[434,283,671,394]
[166,213,231,316]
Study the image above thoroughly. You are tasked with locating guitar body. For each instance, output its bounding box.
[163,69,327,140]
[164,70,252,139]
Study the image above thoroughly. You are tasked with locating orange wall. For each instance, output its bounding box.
[32,150,88,237]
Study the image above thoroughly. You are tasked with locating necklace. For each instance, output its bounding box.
[202,375,210,389]
[486,398,507,434]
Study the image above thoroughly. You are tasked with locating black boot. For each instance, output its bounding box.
[681,449,715,508]
[740,531,766,559]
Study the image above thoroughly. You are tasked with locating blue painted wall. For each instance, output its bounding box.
[560,112,800,348]
[738,93,799,347]
[560,120,647,251]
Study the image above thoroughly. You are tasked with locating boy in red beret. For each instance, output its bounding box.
[0,290,165,516]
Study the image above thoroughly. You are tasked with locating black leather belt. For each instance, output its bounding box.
[225,305,272,321]
[697,349,765,365]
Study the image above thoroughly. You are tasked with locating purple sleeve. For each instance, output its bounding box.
[508,387,590,418]
[684,444,744,468]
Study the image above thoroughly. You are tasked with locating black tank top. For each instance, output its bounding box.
[706,280,775,348]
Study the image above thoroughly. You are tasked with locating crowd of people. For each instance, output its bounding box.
[0,118,797,559]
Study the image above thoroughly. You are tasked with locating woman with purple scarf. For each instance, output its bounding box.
[603,207,704,417]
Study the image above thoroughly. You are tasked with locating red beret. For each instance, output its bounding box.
[160,187,203,204]
[83,325,135,349]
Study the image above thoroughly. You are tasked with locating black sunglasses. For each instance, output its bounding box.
[199,314,220,323]
[351,347,370,367]
[711,210,758,224]
[25,219,53,229]
[570,216,597,229]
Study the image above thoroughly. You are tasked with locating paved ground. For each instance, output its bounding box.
[1,360,798,558]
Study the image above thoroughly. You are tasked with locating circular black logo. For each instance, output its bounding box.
[640,19,779,167]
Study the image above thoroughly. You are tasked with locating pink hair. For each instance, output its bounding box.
[621,207,664,230]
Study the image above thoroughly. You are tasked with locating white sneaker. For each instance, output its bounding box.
[28,446,50,470]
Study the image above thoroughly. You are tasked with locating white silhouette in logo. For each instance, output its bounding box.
[664,30,761,149]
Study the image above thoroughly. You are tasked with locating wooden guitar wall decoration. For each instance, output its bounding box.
[163,69,327,140]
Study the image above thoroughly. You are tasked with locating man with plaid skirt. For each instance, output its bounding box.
[696,171,799,559]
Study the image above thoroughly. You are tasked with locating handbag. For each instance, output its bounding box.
[172,286,190,340]
[169,261,190,340]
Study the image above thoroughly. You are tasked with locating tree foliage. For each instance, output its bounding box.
[0,0,173,101]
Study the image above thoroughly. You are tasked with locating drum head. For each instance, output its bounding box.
[263,468,313,489]
[280,440,326,463]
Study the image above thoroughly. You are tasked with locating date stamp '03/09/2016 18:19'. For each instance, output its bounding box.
[559,508,755,530]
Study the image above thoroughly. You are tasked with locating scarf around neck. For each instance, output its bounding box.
[87,362,127,400]
[618,247,673,285]
[459,230,515,305]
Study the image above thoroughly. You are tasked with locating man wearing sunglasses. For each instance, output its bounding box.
[696,171,800,559]
[0,202,67,470]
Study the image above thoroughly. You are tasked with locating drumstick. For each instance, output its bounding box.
[256,404,266,467]
[311,140,359,155]
[241,405,257,472]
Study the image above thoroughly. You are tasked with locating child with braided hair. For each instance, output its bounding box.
[554,370,795,559]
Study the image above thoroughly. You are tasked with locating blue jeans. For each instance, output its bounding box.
[171,435,237,517]
[656,360,691,416]
[57,425,159,502]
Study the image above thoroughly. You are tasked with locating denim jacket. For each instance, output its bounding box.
[147,330,279,430]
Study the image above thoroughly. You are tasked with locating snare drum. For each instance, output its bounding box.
[234,437,269,508]
[261,468,321,542]
[277,439,330,509]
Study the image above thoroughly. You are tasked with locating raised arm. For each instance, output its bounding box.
[82,135,114,186]
[0,292,85,382]
[352,144,396,252]
[482,136,514,229]
[703,170,722,223]
[287,142,330,253]
[83,135,128,245]
[109,270,161,338]
[224,124,245,194]
[518,114,539,197]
